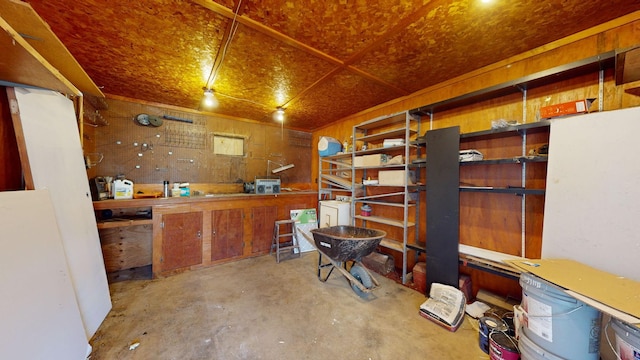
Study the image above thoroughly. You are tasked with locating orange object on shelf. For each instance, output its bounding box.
[133,192,162,199]
[540,98,595,118]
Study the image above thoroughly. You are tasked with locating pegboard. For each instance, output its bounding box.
[164,123,207,149]
[91,97,312,185]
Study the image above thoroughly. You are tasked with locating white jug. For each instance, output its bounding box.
[113,179,134,199]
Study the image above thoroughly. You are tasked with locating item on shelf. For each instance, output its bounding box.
[317,136,342,157]
[360,204,372,216]
[133,191,162,199]
[383,138,405,147]
[113,179,134,199]
[362,178,379,185]
[172,182,181,197]
[163,180,169,198]
[354,154,388,167]
[254,178,281,194]
[528,143,549,156]
[491,119,520,129]
[459,149,484,162]
[386,154,404,165]
[378,170,415,186]
[540,98,595,119]
[179,182,190,197]
[89,176,109,201]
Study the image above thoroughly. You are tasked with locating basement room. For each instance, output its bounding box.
[1,0,640,359]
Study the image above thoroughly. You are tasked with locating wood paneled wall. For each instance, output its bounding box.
[310,15,640,300]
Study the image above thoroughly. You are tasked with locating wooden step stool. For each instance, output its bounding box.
[270,219,301,263]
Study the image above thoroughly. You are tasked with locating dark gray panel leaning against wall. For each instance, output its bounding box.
[425,126,460,292]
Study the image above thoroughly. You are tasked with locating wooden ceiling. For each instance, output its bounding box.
[24,0,640,130]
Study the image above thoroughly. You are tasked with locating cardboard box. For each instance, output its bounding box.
[378,170,415,186]
[540,98,595,119]
[354,154,387,167]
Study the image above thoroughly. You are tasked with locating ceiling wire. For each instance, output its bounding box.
[216,91,269,108]
[201,0,287,120]
[205,0,243,89]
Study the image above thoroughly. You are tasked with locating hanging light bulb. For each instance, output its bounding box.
[273,107,285,122]
[201,88,218,109]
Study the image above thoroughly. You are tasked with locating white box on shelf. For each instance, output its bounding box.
[378,170,415,186]
[383,138,405,147]
[459,149,483,162]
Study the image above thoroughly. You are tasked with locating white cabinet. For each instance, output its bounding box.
[319,200,351,228]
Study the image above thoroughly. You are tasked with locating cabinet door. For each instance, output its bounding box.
[320,204,339,227]
[319,201,350,227]
[211,209,244,261]
[161,212,203,272]
[251,206,278,254]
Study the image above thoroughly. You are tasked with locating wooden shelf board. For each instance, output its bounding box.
[0,0,103,97]
[352,144,414,156]
[352,199,415,208]
[356,129,416,144]
[379,238,404,252]
[97,219,153,229]
[354,215,414,227]
[0,16,78,95]
[355,112,409,130]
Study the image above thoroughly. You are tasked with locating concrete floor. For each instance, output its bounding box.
[89,252,488,360]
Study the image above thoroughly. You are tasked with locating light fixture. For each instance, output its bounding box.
[273,107,285,122]
[267,160,295,174]
[201,88,218,109]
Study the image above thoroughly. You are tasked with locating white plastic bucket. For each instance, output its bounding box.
[519,272,602,360]
[518,329,564,360]
[611,318,640,360]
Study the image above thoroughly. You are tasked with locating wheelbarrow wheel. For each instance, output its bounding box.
[349,265,373,298]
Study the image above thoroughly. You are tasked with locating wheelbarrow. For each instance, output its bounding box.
[307,226,386,298]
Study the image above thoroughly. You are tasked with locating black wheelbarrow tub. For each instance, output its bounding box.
[310,226,386,262]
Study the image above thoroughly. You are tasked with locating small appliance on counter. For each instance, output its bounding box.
[255,178,281,194]
[243,181,255,193]
[244,178,281,194]
[89,177,109,201]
